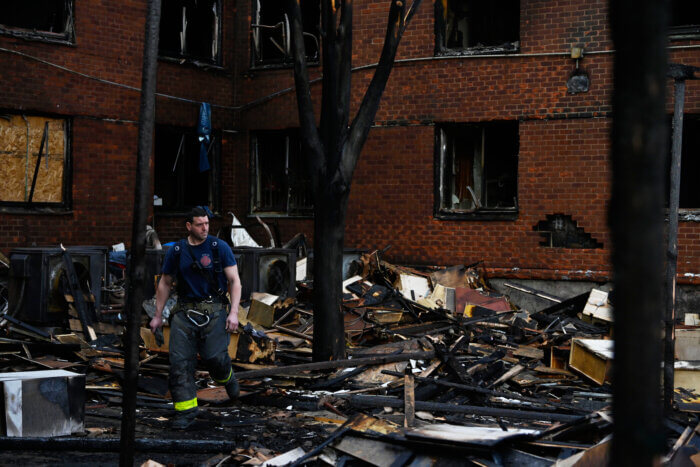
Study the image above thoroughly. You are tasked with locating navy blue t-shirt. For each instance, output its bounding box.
[162,235,237,300]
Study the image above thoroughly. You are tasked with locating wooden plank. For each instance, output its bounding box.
[568,338,613,385]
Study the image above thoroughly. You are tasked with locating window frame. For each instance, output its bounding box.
[434,122,519,221]
[0,0,75,45]
[250,0,320,69]
[668,0,700,40]
[434,0,520,57]
[153,124,222,215]
[666,114,700,222]
[249,129,313,218]
[0,110,72,212]
[158,0,224,68]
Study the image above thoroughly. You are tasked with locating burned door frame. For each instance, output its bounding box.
[434,0,520,56]
[0,110,72,211]
[0,1,75,45]
[250,0,320,68]
[158,0,223,67]
[249,129,313,218]
[153,124,221,214]
[434,121,519,220]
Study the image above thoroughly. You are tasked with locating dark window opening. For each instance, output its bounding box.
[436,122,518,219]
[0,1,74,43]
[665,114,700,213]
[534,214,603,249]
[0,112,71,209]
[251,129,313,217]
[154,125,221,213]
[252,0,320,67]
[435,0,519,55]
[669,0,700,38]
[159,0,221,65]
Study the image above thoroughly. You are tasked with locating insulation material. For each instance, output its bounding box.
[0,115,66,203]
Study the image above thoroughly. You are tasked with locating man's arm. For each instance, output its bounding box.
[224,265,241,332]
[150,273,173,333]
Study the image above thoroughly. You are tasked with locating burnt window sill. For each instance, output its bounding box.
[249,212,313,220]
[678,210,700,222]
[435,42,520,57]
[158,55,225,71]
[0,28,74,45]
[435,209,518,221]
[250,60,320,72]
[0,205,72,215]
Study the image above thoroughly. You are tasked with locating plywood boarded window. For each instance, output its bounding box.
[0,114,69,205]
[436,122,518,219]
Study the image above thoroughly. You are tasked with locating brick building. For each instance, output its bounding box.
[0,1,698,306]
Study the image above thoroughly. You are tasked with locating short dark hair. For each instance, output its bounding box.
[186,206,209,224]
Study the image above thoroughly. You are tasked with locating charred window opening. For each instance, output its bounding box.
[159,0,222,66]
[0,1,74,44]
[435,0,519,55]
[665,114,700,214]
[436,122,518,219]
[0,112,71,209]
[252,0,320,68]
[534,214,603,249]
[154,125,221,213]
[251,129,313,217]
[669,0,700,38]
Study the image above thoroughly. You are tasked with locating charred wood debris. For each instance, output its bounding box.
[0,246,699,466]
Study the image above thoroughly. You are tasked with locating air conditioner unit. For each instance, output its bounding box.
[232,247,297,301]
[8,246,107,326]
[305,248,367,281]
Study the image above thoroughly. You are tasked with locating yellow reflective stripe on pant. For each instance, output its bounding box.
[174,398,198,412]
[213,367,232,384]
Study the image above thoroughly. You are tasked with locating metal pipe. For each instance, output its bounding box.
[120,1,161,465]
[664,78,685,412]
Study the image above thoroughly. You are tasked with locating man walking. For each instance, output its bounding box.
[150,206,242,429]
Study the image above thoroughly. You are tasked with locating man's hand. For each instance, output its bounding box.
[225,309,239,333]
[150,315,163,334]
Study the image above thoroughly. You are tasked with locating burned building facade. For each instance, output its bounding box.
[0,1,698,303]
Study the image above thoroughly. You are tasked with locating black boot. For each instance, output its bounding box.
[225,372,240,400]
[172,407,198,429]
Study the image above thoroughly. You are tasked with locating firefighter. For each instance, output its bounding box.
[150,206,242,429]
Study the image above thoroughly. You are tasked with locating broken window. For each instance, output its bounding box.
[669,0,700,38]
[0,113,71,208]
[252,0,320,67]
[159,0,221,65]
[665,114,700,213]
[0,1,74,43]
[534,214,603,249]
[435,0,519,55]
[251,129,313,217]
[154,125,221,213]
[436,122,518,218]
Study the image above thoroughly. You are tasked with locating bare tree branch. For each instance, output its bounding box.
[288,0,324,185]
[340,0,422,186]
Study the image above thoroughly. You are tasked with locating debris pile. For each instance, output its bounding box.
[1,246,698,465]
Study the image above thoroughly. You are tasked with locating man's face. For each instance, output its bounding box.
[186,216,209,243]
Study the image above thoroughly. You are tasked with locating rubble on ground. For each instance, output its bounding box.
[1,245,699,466]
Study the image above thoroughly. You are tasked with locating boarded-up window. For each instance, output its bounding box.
[0,114,69,205]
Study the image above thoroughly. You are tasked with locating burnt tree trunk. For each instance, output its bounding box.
[609,0,667,464]
[288,0,421,360]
